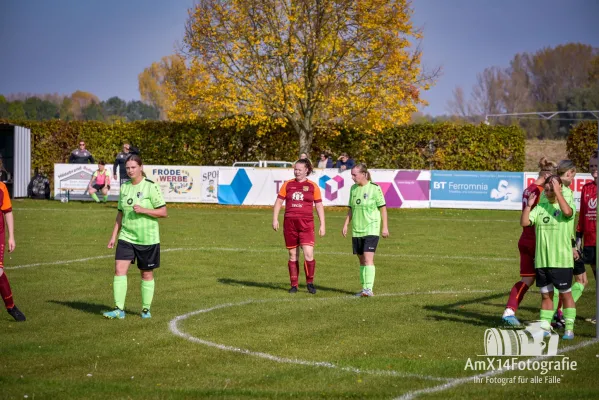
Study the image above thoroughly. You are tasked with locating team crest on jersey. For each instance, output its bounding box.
[589,198,597,210]
[292,192,304,201]
[363,193,369,199]
[303,186,309,191]
[137,192,144,199]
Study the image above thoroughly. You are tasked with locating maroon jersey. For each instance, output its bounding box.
[576,181,597,247]
[520,183,543,241]
[277,179,322,219]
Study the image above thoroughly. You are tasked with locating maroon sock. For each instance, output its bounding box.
[506,281,529,312]
[288,261,299,287]
[0,272,15,309]
[304,260,316,284]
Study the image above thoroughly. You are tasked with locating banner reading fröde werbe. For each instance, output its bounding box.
[431,171,524,210]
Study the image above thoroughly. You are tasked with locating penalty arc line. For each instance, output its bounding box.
[5,247,516,271]
[168,290,492,383]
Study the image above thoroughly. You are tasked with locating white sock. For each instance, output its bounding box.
[503,308,515,318]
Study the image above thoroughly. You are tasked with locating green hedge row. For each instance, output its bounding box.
[566,121,598,172]
[1,119,525,179]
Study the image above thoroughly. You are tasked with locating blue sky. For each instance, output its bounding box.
[1,0,598,116]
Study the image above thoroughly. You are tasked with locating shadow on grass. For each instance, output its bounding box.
[48,300,133,316]
[217,278,355,295]
[424,292,510,327]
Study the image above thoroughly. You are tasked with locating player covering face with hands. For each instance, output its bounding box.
[520,175,576,340]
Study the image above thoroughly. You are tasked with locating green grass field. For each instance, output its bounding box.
[1,200,598,399]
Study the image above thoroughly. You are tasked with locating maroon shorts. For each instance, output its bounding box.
[283,218,315,249]
[518,237,535,277]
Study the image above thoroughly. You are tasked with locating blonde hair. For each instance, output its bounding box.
[353,163,371,181]
[557,160,576,177]
[538,157,557,177]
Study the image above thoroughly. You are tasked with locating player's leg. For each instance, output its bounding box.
[299,219,316,294]
[136,244,160,318]
[504,240,535,325]
[536,268,554,333]
[353,237,367,296]
[360,236,379,296]
[284,219,300,293]
[89,185,100,202]
[104,240,134,319]
[100,186,109,202]
[0,268,25,322]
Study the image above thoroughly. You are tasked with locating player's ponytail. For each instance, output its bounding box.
[537,157,556,179]
[355,163,371,181]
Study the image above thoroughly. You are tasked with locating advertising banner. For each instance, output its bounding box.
[54,164,120,201]
[216,168,430,208]
[200,167,219,203]
[524,172,593,211]
[430,171,524,210]
[145,166,203,203]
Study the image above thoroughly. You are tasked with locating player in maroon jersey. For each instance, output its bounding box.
[0,181,25,321]
[576,151,597,324]
[272,158,326,294]
[502,157,556,326]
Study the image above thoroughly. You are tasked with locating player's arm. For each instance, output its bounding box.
[342,208,352,237]
[113,159,119,180]
[108,211,123,248]
[272,198,284,231]
[315,202,325,237]
[552,177,572,218]
[134,205,167,218]
[520,192,536,227]
[5,211,15,252]
[380,205,389,238]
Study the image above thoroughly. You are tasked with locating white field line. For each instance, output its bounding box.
[12,207,517,223]
[394,338,599,400]
[5,247,516,270]
[169,290,491,383]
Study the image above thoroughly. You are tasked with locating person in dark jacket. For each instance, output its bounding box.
[113,143,140,184]
[335,152,355,171]
[69,141,95,164]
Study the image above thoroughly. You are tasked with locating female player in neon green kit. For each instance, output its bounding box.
[103,155,167,319]
[342,163,389,296]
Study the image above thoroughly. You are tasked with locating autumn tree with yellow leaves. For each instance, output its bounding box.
[169,0,434,155]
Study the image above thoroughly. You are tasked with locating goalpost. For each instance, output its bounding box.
[485,110,599,338]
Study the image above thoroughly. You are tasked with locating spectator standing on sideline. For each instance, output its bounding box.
[335,152,355,172]
[114,143,133,184]
[69,140,95,164]
[317,153,333,168]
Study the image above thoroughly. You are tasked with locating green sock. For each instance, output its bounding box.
[91,193,100,202]
[563,308,576,331]
[540,309,553,330]
[141,279,155,310]
[571,282,585,303]
[363,265,375,290]
[113,275,127,310]
[102,194,108,202]
[359,266,365,288]
[552,290,559,313]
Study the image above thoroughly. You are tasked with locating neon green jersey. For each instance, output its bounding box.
[349,182,386,237]
[529,200,574,269]
[118,179,166,245]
